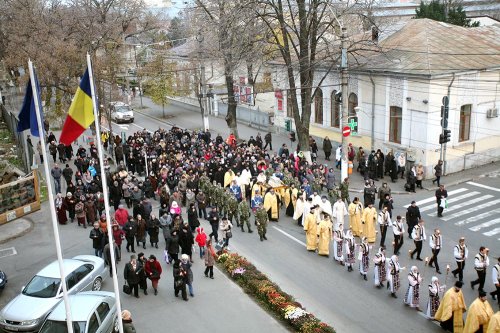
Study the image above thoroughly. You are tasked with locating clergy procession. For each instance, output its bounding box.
[48,123,500,333]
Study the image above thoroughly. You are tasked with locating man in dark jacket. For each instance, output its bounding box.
[124,218,138,253]
[62,164,73,187]
[323,136,332,160]
[168,229,180,262]
[124,255,141,298]
[208,207,220,242]
[89,222,104,257]
[406,201,422,239]
[435,184,448,218]
[263,132,272,151]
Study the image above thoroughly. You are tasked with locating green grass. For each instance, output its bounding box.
[7,156,23,169]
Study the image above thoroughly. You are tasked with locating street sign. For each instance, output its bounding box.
[347,116,358,134]
[442,96,449,106]
[342,126,351,137]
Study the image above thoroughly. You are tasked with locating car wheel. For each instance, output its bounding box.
[92,277,102,291]
[130,118,134,123]
[112,317,119,333]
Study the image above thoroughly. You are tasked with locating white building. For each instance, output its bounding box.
[273,18,500,176]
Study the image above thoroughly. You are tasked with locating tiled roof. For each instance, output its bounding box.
[352,19,500,76]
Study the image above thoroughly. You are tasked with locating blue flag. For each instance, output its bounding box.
[17,71,44,137]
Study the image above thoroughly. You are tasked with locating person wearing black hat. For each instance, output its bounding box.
[464,290,494,333]
[434,281,466,332]
[406,200,421,239]
[145,254,162,296]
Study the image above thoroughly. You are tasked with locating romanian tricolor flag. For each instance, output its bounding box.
[59,69,95,145]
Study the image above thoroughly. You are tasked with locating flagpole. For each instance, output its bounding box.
[86,53,124,333]
[27,60,74,333]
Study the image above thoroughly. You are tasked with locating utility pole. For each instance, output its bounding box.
[340,27,349,182]
[196,32,209,131]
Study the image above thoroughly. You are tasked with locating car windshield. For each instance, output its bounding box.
[116,105,131,113]
[39,320,85,333]
[22,276,61,298]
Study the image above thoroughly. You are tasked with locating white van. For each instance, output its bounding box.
[110,102,134,124]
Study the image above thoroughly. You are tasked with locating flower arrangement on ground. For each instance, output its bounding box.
[217,251,335,333]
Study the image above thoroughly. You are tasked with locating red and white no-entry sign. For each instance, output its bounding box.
[342,126,351,137]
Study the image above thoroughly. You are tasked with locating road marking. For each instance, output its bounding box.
[428,195,493,217]
[403,188,467,208]
[418,192,480,212]
[130,122,153,133]
[272,226,306,247]
[483,227,500,236]
[437,198,500,221]
[0,247,17,259]
[469,218,500,232]
[466,182,500,192]
[455,209,500,226]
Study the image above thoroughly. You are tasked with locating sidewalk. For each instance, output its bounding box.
[132,96,500,193]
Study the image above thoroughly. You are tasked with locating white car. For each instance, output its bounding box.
[0,255,106,333]
[110,102,134,124]
[39,291,118,333]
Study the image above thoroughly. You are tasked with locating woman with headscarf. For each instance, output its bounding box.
[388,254,402,298]
[170,201,181,216]
[344,230,356,272]
[426,276,445,319]
[144,254,162,295]
[55,193,68,225]
[121,310,136,333]
[373,247,387,288]
[359,237,370,281]
[404,266,423,310]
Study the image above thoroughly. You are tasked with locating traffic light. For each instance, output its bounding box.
[289,131,296,142]
[439,130,451,144]
[285,119,291,132]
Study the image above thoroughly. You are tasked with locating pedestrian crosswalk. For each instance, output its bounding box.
[402,182,500,240]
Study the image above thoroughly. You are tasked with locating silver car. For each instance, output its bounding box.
[0,255,106,333]
[39,291,118,333]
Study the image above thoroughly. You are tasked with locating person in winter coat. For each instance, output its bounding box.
[136,253,149,295]
[144,254,162,295]
[147,214,160,248]
[326,168,336,191]
[178,224,194,262]
[220,217,233,249]
[195,227,207,259]
[323,136,332,160]
[103,240,120,277]
[124,218,138,253]
[55,193,68,225]
[89,222,103,257]
[115,205,129,227]
[75,197,86,228]
[204,239,216,279]
[109,181,122,211]
[173,260,188,301]
[64,192,76,223]
[112,223,125,257]
[181,254,194,297]
[85,195,97,227]
[187,203,200,233]
[135,215,147,249]
[123,256,141,298]
[415,163,424,189]
[121,310,136,333]
[196,191,207,219]
[168,229,180,262]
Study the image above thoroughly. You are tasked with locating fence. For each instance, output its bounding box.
[1,104,33,174]
[217,101,270,131]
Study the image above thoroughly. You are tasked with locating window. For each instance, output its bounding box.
[459,104,471,142]
[87,313,100,333]
[348,93,358,117]
[331,90,340,128]
[74,264,92,282]
[286,91,294,118]
[66,273,78,291]
[96,302,111,322]
[389,106,402,144]
[314,88,323,124]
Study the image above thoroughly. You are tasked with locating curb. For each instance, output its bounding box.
[0,218,34,245]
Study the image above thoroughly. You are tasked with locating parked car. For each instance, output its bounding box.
[110,102,134,123]
[39,291,118,333]
[0,269,7,290]
[0,255,106,333]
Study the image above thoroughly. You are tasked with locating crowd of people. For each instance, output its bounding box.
[45,125,499,332]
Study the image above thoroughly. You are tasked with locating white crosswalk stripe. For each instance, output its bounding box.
[455,209,500,226]
[436,199,500,221]
[403,188,467,208]
[415,186,500,238]
[418,191,480,212]
[428,195,494,217]
[469,218,500,232]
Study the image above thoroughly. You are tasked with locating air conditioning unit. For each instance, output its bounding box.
[486,108,498,118]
